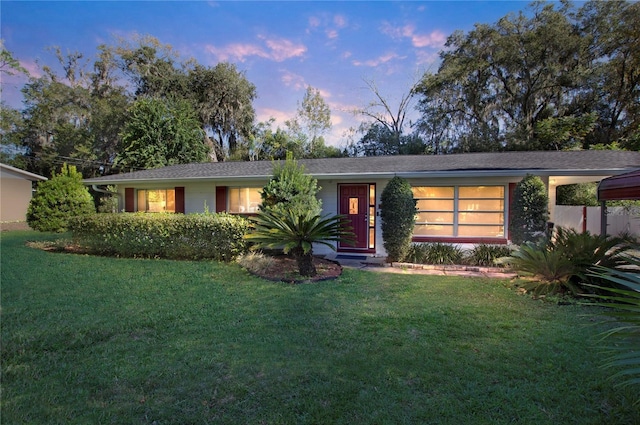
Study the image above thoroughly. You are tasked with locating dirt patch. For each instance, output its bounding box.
[247,255,343,284]
[1,222,32,232]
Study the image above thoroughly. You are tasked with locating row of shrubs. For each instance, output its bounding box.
[405,243,513,267]
[68,213,250,261]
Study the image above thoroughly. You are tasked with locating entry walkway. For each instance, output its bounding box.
[326,254,517,279]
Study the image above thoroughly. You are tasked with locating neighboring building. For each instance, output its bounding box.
[84,151,640,257]
[0,163,47,222]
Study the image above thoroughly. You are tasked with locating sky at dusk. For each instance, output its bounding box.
[2,1,552,147]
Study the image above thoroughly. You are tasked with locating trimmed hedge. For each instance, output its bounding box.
[68,213,250,261]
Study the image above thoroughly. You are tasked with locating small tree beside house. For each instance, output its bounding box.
[27,164,95,232]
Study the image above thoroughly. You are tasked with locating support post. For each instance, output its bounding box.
[600,201,607,236]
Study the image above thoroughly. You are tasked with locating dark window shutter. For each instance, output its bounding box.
[175,187,185,213]
[125,188,135,212]
[216,186,227,213]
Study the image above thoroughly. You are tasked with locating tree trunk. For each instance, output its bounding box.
[293,247,317,277]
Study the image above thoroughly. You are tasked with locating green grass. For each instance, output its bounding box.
[2,231,638,424]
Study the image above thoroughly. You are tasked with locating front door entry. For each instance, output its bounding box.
[339,184,370,250]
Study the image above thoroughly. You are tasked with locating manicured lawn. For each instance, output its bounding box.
[1,231,638,424]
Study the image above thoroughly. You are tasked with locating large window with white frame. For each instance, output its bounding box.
[412,185,505,238]
[228,187,262,213]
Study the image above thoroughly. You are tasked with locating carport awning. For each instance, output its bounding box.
[598,169,640,201]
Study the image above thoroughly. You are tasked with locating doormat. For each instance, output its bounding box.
[335,255,367,260]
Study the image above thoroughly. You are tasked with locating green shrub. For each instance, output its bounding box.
[407,243,464,265]
[509,174,549,245]
[26,164,95,232]
[68,212,250,261]
[380,176,417,262]
[260,154,322,216]
[466,244,513,267]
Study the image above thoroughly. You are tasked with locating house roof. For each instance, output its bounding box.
[0,163,48,181]
[84,150,640,185]
[598,168,640,201]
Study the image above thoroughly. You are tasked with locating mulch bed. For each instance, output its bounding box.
[247,255,343,284]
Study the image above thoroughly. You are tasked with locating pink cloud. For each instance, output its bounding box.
[205,36,306,63]
[205,43,268,62]
[381,22,446,49]
[325,29,339,39]
[410,30,446,48]
[352,52,402,67]
[280,70,306,90]
[333,15,347,28]
[262,36,307,61]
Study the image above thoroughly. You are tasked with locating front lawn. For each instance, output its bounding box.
[1,231,637,424]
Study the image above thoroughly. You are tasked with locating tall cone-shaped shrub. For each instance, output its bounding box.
[509,174,549,245]
[380,176,417,262]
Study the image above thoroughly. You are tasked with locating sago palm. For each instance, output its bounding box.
[246,209,354,277]
[587,255,640,401]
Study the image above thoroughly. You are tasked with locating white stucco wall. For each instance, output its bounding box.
[0,172,34,221]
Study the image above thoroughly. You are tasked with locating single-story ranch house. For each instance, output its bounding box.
[84,150,640,258]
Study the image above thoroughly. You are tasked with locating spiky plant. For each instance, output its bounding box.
[497,239,577,295]
[246,209,354,277]
[587,255,640,401]
[550,227,635,287]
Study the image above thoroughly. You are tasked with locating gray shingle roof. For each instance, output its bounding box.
[84,151,640,184]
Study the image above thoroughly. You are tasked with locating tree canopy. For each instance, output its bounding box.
[415,0,639,153]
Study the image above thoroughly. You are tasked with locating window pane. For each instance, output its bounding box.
[458,199,504,211]
[166,190,175,212]
[416,212,454,224]
[458,225,505,237]
[147,190,166,213]
[369,228,375,249]
[459,186,504,198]
[369,206,375,226]
[137,190,146,212]
[416,199,455,211]
[228,188,262,213]
[349,197,358,214]
[412,186,454,198]
[369,184,375,206]
[458,212,504,225]
[414,224,454,236]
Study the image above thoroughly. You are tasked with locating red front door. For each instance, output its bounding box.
[339,184,369,250]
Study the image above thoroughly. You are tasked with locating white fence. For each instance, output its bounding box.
[553,205,640,237]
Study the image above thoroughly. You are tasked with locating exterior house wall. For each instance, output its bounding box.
[1,172,34,221]
[0,165,46,222]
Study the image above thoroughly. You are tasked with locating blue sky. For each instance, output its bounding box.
[2,1,542,147]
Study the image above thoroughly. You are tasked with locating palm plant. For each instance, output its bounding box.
[587,255,640,400]
[246,209,354,277]
[497,239,577,295]
[550,227,635,287]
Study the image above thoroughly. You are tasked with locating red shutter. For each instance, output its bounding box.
[175,187,185,213]
[216,186,227,213]
[125,188,135,212]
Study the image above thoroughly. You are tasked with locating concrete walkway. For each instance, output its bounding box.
[326,254,517,279]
